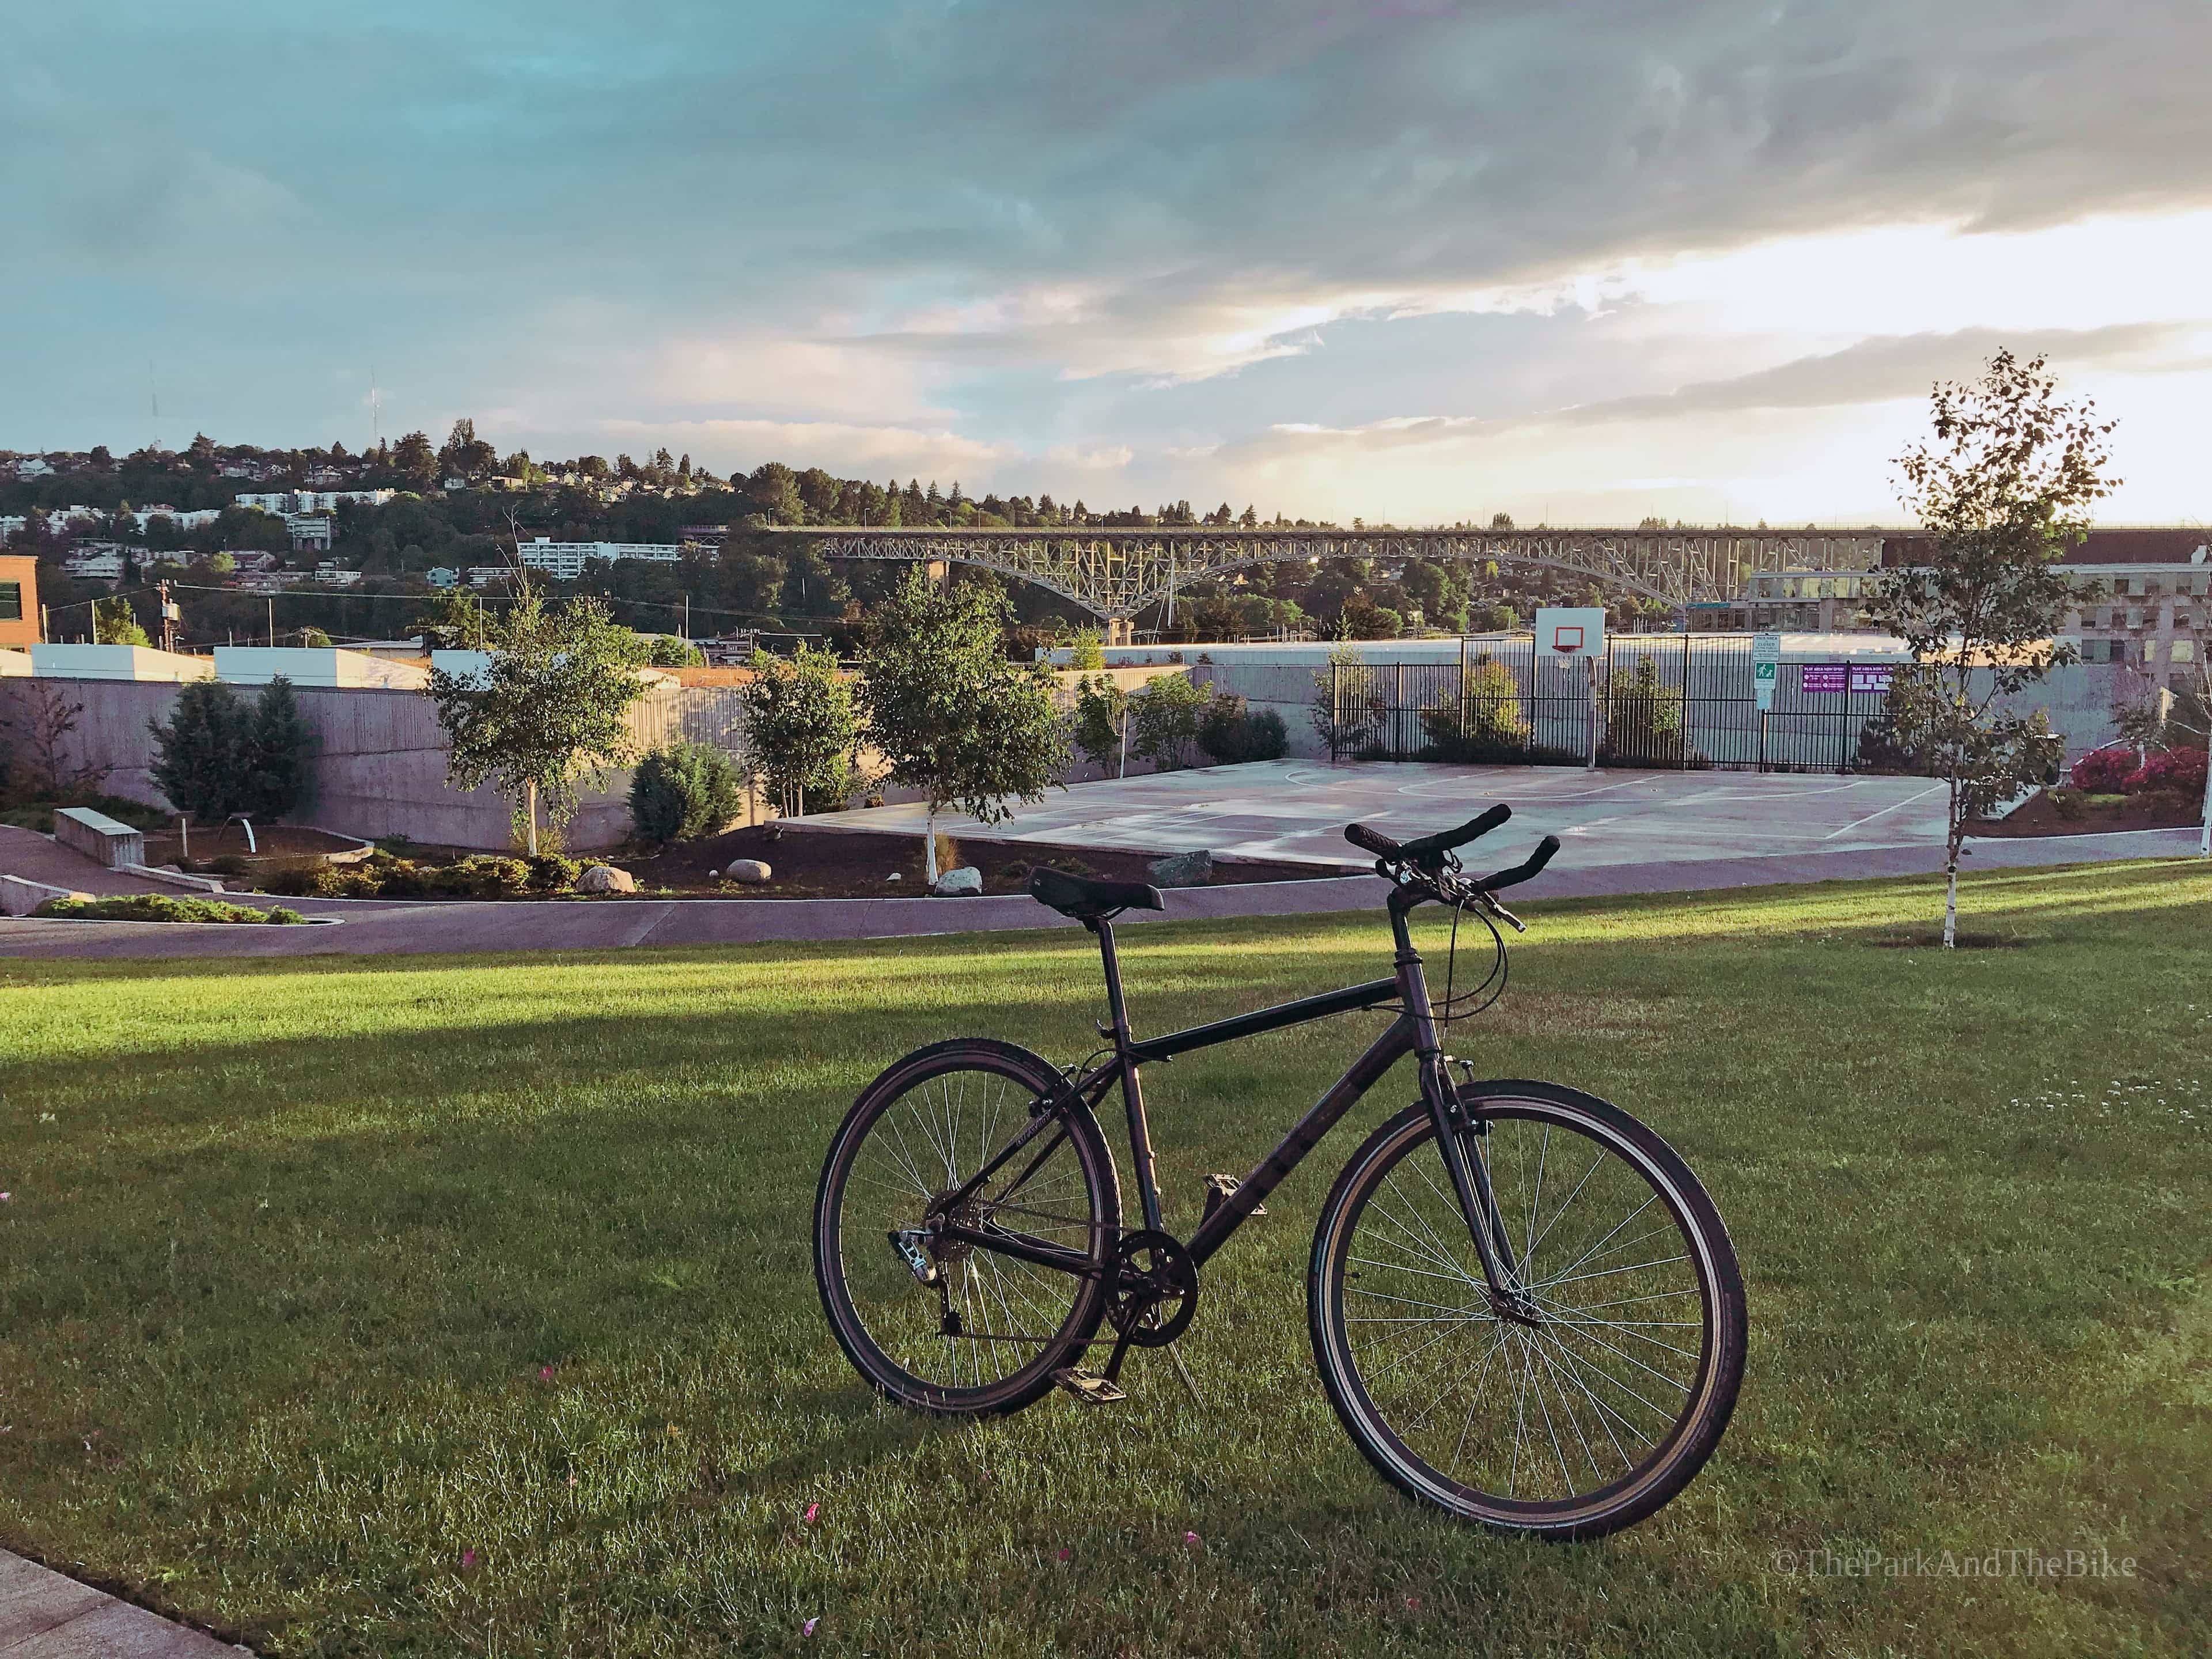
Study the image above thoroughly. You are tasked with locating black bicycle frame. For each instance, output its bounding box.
[931,887,1527,1300]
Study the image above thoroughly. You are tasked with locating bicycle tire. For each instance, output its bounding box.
[1309,1080,1745,1538]
[815,1038,1122,1416]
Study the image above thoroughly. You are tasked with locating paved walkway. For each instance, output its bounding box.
[0,825,172,898]
[0,828,2195,960]
[1,1550,244,1656]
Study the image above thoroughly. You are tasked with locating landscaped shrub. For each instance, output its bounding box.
[628,741,745,844]
[33,894,306,925]
[526,853,581,891]
[1196,692,1289,764]
[260,850,571,900]
[2124,747,2207,799]
[2068,746,2135,793]
[1419,659,1532,763]
[1128,674,1210,771]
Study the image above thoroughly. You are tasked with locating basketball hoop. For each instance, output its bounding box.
[1550,626,1585,654]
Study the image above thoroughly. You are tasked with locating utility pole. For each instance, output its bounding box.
[158,579,176,654]
[268,596,276,647]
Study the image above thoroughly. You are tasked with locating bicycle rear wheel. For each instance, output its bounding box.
[814,1039,1120,1416]
[1309,1081,1745,1538]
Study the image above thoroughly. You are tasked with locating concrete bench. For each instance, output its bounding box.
[52,806,146,870]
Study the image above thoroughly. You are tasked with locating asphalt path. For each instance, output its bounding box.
[0,827,2195,961]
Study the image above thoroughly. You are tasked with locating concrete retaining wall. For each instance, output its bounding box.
[0,678,760,850]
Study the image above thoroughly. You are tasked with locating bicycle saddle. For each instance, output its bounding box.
[1025,866,1165,919]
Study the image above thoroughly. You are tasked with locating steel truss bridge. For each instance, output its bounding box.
[774,525,1888,637]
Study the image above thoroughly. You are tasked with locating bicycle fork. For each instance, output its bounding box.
[1394,904,1541,1323]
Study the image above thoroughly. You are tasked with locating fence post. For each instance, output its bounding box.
[1330,660,1340,763]
[1394,661,1405,760]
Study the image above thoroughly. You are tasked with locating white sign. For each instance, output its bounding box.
[1752,631,1781,711]
[1536,607,1606,660]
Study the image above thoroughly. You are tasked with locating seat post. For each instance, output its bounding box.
[1090,918,1133,1045]
[1090,916,1166,1232]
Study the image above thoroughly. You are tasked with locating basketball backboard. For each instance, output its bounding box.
[1535,607,1605,660]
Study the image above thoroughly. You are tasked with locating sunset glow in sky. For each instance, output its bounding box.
[6,1,2209,524]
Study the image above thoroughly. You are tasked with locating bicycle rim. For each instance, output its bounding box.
[1312,1085,1744,1536]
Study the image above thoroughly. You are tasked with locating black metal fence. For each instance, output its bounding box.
[1319,635,1903,771]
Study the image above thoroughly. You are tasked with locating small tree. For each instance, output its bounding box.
[149,680,249,823]
[1070,674,1128,774]
[242,677,317,819]
[859,571,1069,884]
[1065,625,1107,671]
[1312,636,1383,759]
[646,635,706,667]
[1128,673,1209,771]
[411,588,490,650]
[1866,350,2116,946]
[2,682,109,800]
[740,644,861,815]
[426,589,650,855]
[93,596,150,647]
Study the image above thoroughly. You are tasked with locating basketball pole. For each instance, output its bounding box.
[1585,653,1597,769]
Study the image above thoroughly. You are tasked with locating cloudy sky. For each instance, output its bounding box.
[6,1,2209,523]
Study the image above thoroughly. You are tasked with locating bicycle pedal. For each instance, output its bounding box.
[1202,1173,1264,1222]
[1052,1367,1127,1406]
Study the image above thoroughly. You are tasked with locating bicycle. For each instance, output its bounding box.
[812,804,1746,1538]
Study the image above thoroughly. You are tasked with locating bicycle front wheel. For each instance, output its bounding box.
[815,1039,1120,1416]
[1310,1081,1745,1538]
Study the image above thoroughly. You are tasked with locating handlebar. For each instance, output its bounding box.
[1344,803,1510,865]
[1345,809,1560,931]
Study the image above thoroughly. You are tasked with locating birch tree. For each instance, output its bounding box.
[1865,350,2115,946]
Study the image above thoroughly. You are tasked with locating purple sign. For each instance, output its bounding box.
[1800,664,1848,695]
[1849,664,1893,694]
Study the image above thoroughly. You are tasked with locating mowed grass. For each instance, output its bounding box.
[1,863,2208,1658]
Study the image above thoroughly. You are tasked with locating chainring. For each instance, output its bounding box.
[1105,1228,1199,1348]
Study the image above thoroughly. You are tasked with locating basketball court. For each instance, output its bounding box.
[796,762,1955,871]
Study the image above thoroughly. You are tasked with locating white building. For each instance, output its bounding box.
[427,567,459,589]
[213,646,428,690]
[132,506,225,532]
[28,644,213,682]
[311,561,362,587]
[286,513,334,551]
[515,536,683,580]
[62,543,129,580]
[233,489,395,514]
[14,458,54,480]
[0,516,24,543]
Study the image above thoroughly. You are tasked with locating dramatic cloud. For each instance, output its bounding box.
[5,1,2210,517]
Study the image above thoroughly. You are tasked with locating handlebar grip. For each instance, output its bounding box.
[1344,822,1402,858]
[1476,834,1561,892]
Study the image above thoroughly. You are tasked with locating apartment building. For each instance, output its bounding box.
[233,489,395,513]
[514,536,683,580]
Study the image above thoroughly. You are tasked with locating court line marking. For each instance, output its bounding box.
[1822,782,1949,841]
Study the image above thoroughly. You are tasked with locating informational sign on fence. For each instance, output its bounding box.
[1801,664,1848,695]
[1849,664,1893,694]
[1752,632,1781,711]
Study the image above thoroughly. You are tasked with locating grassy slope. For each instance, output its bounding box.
[0,863,2207,1657]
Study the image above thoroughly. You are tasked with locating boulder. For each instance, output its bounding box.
[722,859,772,885]
[575,863,638,895]
[931,866,983,896]
[1147,850,1213,888]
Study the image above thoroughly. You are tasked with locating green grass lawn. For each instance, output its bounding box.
[2,863,2208,1657]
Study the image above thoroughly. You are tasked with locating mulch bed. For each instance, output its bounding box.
[612,823,1348,899]
[1974,789,2203,839]
[143,823,367,865]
